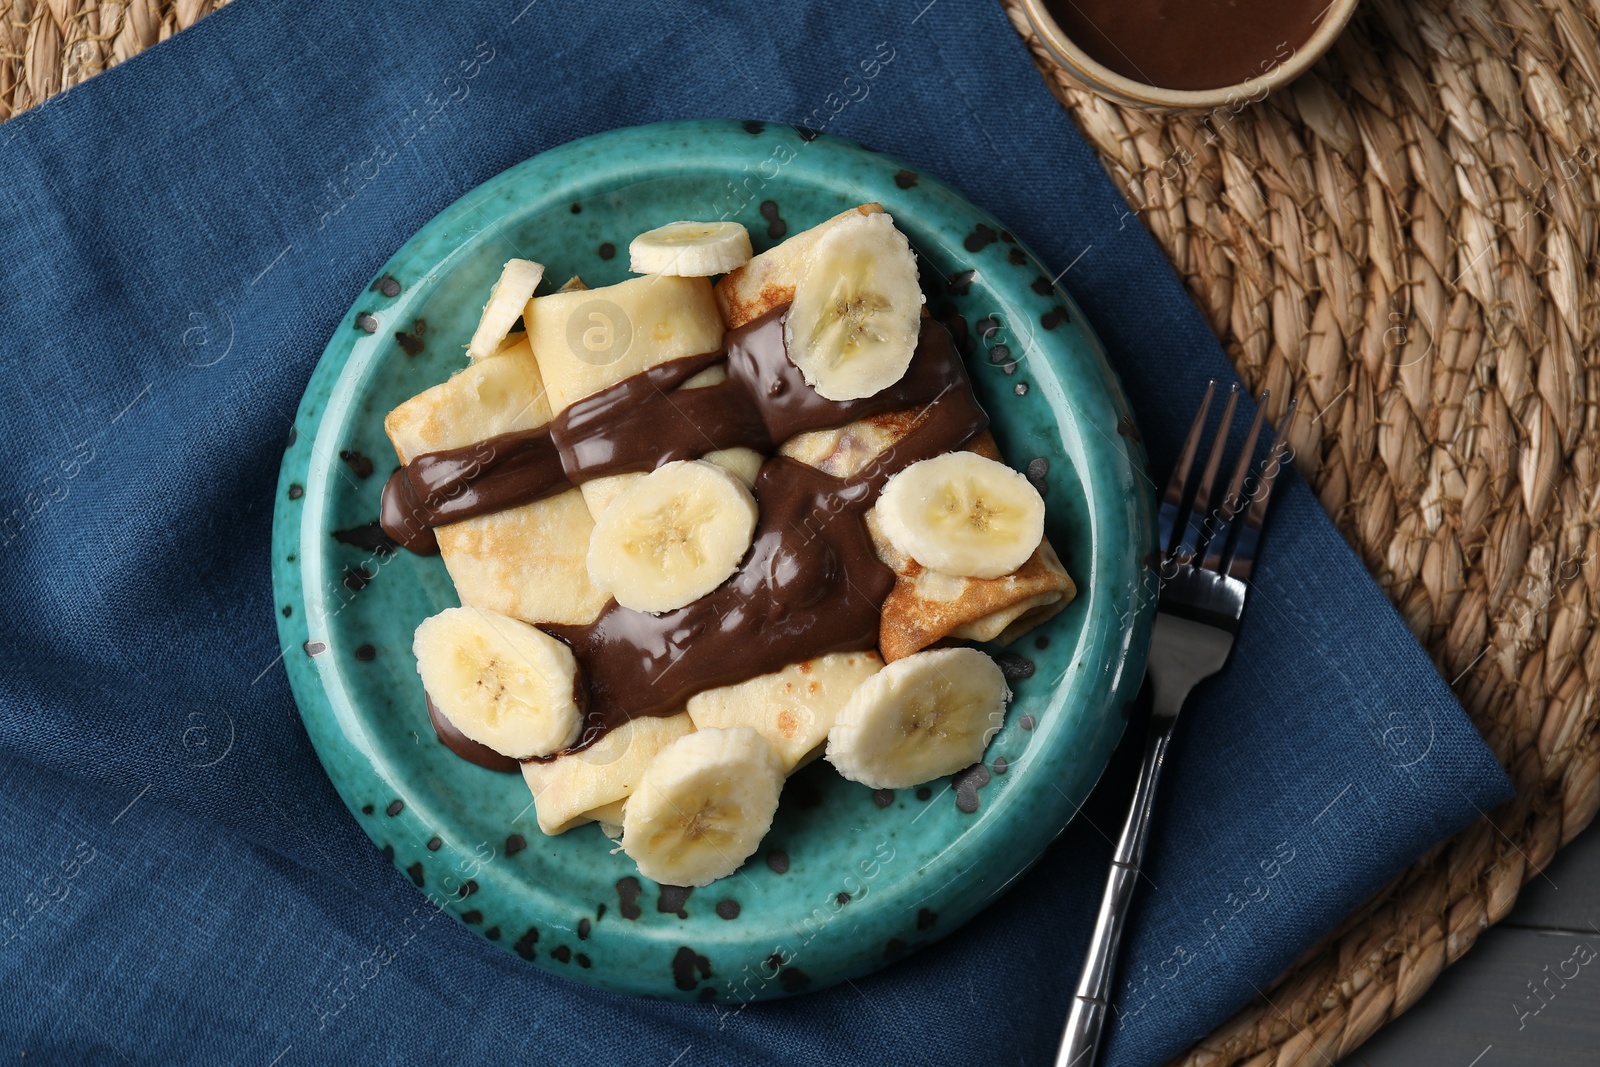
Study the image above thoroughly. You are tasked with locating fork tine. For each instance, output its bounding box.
[1219,398,1299,581]
[1203,391,1269,571]
[1187,385,1239,562]
[1161,380,1216,559]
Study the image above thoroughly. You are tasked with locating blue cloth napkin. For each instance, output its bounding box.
[0,0,1510,1063]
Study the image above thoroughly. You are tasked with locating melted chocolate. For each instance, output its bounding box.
[425,692,520,774]
[724,310,977,442]
[380,468,439,555]
[1046,0,1320,91]
[409,427,569,522]
[545,458,896,736]
[380,427,571,550]
[550,350,770,481]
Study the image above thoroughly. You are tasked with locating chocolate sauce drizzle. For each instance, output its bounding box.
[724,306,986,441]
[550,349,770,481]
[385,309,988,757]
[380,426,570,556]
[545,458,892,740]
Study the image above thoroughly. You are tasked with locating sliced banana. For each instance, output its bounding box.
[467,259,545,361]
[586,460,757,614]
[630,221,753,277]
[413,607,583,760]
[876,452,1046,579]
[783,211,923,401]
[621,727,785,887]
[687,651,883,773]
[826,647,1009,790]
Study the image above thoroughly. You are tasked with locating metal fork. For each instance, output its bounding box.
[1055,381,1298,1067]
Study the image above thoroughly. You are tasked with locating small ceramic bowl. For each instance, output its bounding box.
[1019,0,1360,111]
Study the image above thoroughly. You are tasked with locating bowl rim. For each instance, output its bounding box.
[1018,0,1362,110]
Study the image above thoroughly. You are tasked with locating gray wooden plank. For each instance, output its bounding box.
[1351,925,1600,1067]
[1503,820,1600,933]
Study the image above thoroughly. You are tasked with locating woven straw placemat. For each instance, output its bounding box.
[7,0,1597,1063]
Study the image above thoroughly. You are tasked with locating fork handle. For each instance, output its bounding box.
[1055,714,1177,1067]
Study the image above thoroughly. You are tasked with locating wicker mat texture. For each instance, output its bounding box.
[6,0,1598,1064]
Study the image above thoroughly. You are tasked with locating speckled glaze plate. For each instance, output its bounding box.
[271,120,1154,1002]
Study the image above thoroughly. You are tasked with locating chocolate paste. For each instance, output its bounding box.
[550,349,770,481]
[1046,0,1322,91]
[380,428,570,551]
[380,468,440,555]
[725,309,982,442]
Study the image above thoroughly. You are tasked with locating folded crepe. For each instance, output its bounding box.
[520,712,695,836]
[522,273,762,517]
[383,336,610,627]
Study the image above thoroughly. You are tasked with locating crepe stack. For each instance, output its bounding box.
[383,206,1076,847]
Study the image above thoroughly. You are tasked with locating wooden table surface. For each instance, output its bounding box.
[1353,821,1600,1066]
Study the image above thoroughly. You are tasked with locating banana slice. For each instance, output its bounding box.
[826,647,1009,789]
[413,607,584,760]
[621,727,785,887]
[467,259,545,361]
[585,459,758,614]
[630,221,753,277]
[783,211,924,401]
[876,452,1046,579]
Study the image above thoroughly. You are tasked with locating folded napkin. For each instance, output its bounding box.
[0,0,1510,1063]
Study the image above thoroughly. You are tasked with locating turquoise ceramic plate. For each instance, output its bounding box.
[271,120,1154,1002]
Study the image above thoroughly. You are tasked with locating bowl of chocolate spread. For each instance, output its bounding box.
[1019,0,1360,111]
